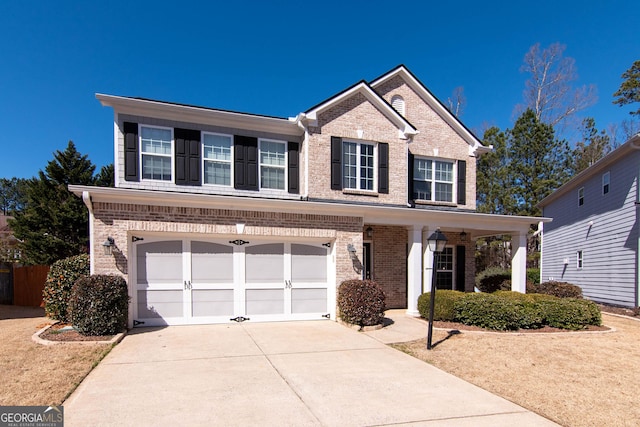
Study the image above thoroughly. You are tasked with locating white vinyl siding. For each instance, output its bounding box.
[413,158,454,202]
[343,141,375,191]
[141,126,173,181]
[203,133,232,186]
[259,139,286,190]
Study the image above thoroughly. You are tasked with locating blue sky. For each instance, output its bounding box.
[1,1,638,179]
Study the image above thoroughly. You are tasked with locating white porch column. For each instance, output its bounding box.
[407,225,423,316]
[422,227,432,294]
[511,231,528,293]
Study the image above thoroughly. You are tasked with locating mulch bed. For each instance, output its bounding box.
[39,323,118,342]
[598,303,640,317]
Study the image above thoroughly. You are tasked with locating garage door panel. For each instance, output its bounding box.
[292,244,327,283]
[191,241,233,284]
[137,241,183,286]
[245,244,284,283]
[246,289,284,315]
[192,289,234,317]
[138,290,184,318]
[291,288,327,314]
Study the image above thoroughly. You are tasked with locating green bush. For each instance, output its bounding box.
[527,281,583,298]
[69,274,129,336]
[42,254,90,322]
[453,293,524,330]
[527,268,540,284]
[337,280,385,327]
[475,267,511,293]
[538,298,601,330]
[417,290,465,321]
[492,291,546,329]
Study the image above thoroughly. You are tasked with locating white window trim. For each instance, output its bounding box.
[413,156,456,203]
[342,140,378,192]
[576,250,583,269]
[139,124,174,182]
[436,246,455,289]
[202,132,234,187]
[602,171,610,195]
[578,187,584,206]
[258,138,287,191]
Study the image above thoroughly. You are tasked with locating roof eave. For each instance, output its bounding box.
[96,94,303,137]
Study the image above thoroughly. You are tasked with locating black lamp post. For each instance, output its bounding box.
[427,228,447,350]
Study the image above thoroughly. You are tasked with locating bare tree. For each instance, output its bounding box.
[446,86,466,118]
[516,43,597,131]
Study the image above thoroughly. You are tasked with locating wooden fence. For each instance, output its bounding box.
[13,265,49,307]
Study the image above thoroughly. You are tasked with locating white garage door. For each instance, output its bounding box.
[134,238,331,326]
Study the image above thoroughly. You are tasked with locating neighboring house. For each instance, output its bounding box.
[539,133,640,308]
[70,65,547,328]
[0,215,19,262]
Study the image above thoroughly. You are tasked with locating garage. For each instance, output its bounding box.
[133,237,333,326]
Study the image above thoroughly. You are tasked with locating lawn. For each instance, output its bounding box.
[0,305,112,406]
[393,313,640,427]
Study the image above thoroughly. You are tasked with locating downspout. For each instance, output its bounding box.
[294,113,310,198]
[82,191,95,275]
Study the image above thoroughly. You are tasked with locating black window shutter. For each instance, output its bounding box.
[123,122,139,182]
[378,143,389,194]
[457,160,467,205]
[456,245,466,291]
[234,135,258,191]
[408,151,415,203]
[331,136,342,190]
[288,142,299,194]
[175,128,201,186]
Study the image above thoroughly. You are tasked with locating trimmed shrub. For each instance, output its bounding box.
[69,274,129,336]
[492,291,546,329]
[475,267,511,293]
[528,281,583,299]
[453,293,523,330]
[337,280,385,327]
[538,298,601,330]
[527,268,540,284]
[417,290,465,321]
[42,254,90,322]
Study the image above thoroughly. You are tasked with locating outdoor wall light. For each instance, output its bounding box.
[366,226,373,238]
[347,244,358,260]
[426,228,448,350]
[102,237,115,256]
[459,230,467,242]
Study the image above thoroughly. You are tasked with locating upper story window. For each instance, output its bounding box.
[259,139,286,190]
[578,187,584,206]
[391,95,405,116]
[141,126,173,181]
[343,141,375,191]
[577,250,583,269]
[413,158,454,202]
[203,133,232,186]
[602,171,610,195]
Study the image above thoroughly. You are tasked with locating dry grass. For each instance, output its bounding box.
[0,305,112,406]
[392,313,640,427]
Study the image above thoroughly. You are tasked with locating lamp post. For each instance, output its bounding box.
[426,229,447,350]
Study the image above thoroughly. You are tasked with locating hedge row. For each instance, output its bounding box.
[417,290,600,331]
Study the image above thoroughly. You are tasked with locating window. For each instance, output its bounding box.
[203,133,232,185]
[413,158,454,202]
[259,139,286,190]
[141,126,172,181]
[436,247,454,289]
[578,187,584,206]
[603,172,610,195]
[343,141,375,191]
[577,250,583,269]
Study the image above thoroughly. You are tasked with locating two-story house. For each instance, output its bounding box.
[70,65,546,327]
[539,133,640,308]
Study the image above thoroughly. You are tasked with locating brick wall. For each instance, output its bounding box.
[366,225,408,309]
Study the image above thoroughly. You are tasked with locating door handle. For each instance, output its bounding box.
[184,280,192,290]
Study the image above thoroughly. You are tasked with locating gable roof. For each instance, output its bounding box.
[298,80,419,139]
[538,133,640,207]
[370,65,491,156]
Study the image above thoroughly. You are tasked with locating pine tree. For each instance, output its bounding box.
[613,60,640,116]
[476,127,515,214]
[10,141,96,265]
[573,118,611,173]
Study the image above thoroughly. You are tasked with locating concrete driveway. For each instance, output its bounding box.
[64,320,557,426]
